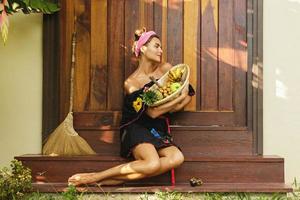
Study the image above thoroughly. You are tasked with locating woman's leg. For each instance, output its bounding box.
[101,145,184,182]
[68,143,161,186]
[151,145,184,176]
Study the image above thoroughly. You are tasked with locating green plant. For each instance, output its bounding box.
[141,90,160,106]
[0,0,60,43]
[25,191,56,200]
[155,191,183,200]
[62,184,79,200]
[0,159,32,200]
[288,177,300,199]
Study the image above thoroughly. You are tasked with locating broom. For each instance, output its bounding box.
[42,17,96,156]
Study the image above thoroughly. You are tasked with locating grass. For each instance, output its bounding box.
[22,179,300,200]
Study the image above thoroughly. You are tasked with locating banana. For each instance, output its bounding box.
[168,73,175,82]
[168,66,186,83]
[169,70,177,80]
[175,68,181,78]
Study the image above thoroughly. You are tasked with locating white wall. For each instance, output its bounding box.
[0,13,42,167]
[264,0,300,184]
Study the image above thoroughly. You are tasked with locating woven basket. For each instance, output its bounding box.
[149,63,190,107]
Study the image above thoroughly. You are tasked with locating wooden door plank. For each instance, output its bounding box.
[201,0,219,111]
[59,0,75,118]
[107,0,125,110]
[124,0,139,79]
[154,0,163,38]
[234,0,247,126]
[74,0,91,111]
[90,0,108,111]
[161,0,167,63]
[183,0,199,111]
[218,0,233,111]
[144,0,154,30]
[167,0,183,65]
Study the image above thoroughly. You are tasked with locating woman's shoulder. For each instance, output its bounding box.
[159,62,173,74]
[124,77,142,95]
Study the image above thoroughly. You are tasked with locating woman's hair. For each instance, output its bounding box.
[131,27,159,56]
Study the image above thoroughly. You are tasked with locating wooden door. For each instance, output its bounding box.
[59,0,254,157]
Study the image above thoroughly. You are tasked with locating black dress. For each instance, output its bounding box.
[119,81,195,159]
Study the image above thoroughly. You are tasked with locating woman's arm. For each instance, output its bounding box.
[169,95,192,113]
[168,83,191,113]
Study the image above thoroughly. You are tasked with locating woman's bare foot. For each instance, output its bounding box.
[68,173,100,186]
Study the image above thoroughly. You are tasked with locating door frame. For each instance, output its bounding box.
[42,0,263,154]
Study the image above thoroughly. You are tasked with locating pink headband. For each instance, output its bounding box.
[135,31,157,57]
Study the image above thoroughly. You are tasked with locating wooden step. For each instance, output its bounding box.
[76,128,253,156]
[16,154,286,186]
[31,183,292,193]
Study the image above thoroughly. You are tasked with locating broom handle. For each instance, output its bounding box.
[69,16,77,113]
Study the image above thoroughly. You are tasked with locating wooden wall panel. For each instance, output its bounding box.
[153,0,163,39]
[234,0,247,126]
[219,0,233,111]
[143,1,154,30]
[47,0,260,154]
[74,0,91,111]
[107,0,125,110]
[201,0,219,111]
[89,0,107,111]
[167,0,183,65]
[161,0,168,63]
[60,0,75,119]
[64,0,248,126]
[125,0,139,79]
[124,0,155,79]
[183,0,199,111]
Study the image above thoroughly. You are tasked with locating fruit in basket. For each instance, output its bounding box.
[141,90,163,106]
[141,64,190,107]
[168,67,185,82]
[170,82,182,93]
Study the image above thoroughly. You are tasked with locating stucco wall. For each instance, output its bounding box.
[264,0,300,183]
[0,13,42,167]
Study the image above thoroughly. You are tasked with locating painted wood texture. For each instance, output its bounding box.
[63,0,247,127]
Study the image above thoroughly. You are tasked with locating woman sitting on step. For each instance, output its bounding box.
[68,28,195,186]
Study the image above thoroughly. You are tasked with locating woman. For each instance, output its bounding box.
[68,28,195,186]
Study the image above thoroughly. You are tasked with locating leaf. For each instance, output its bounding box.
[27,0,59,14]
[141,90,159,106]
[0,10,9,44]
[45,1,60,13]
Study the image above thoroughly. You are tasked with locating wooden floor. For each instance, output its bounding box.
[32,183,292,193]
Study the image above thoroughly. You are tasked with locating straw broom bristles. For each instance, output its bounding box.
[42,112,95,156]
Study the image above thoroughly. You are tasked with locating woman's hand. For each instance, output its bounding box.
[169,84,191,113]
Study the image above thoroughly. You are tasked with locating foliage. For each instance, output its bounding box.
[1,0,60,15]
[288,178,300,199]
[0,0,60,44]
[25,191,56,200]
[0,159,32,200]
[141,90,160,106]
[61,184,79,200]
[155,191,184,200]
